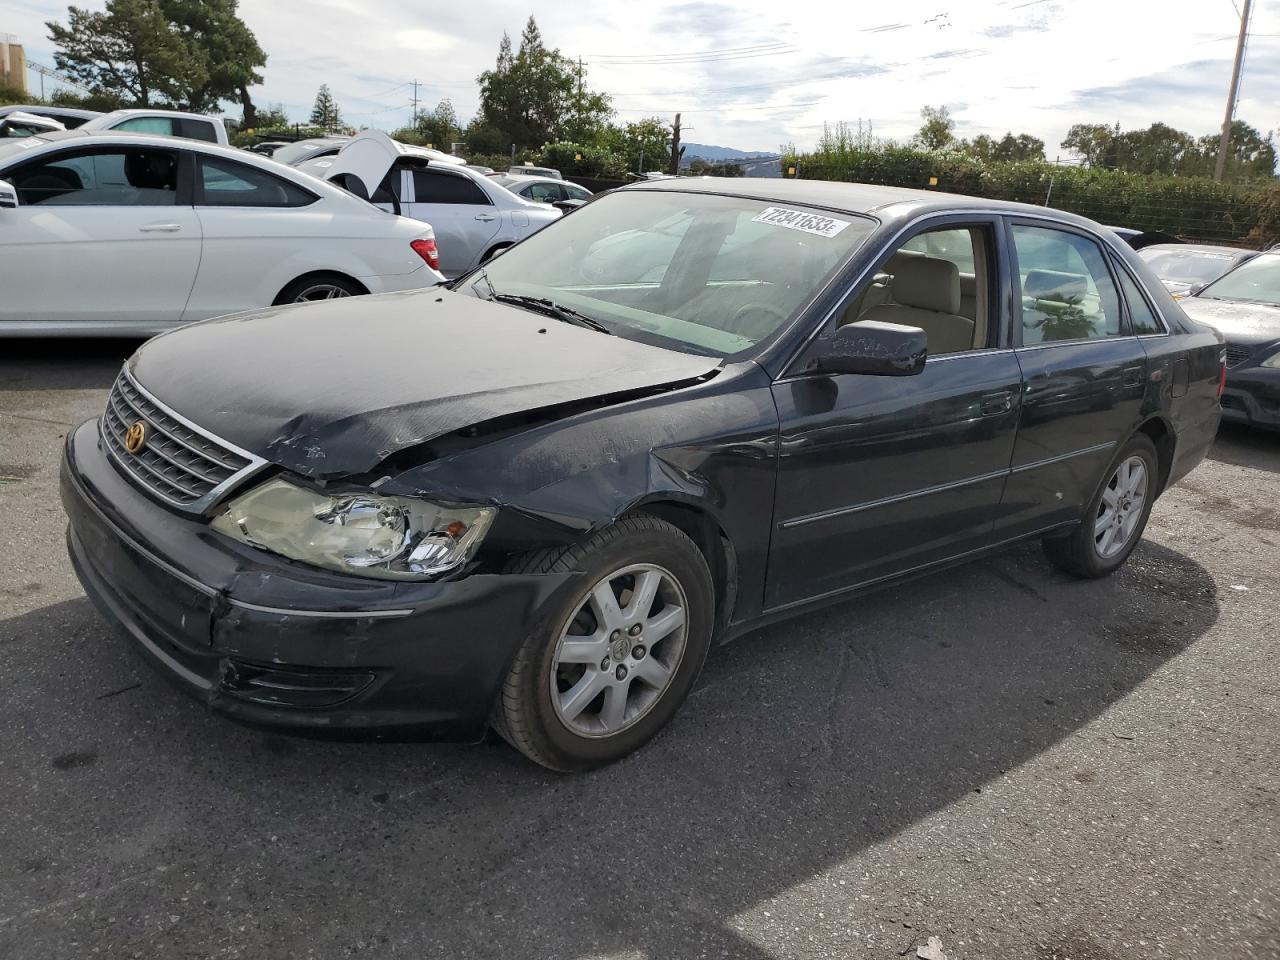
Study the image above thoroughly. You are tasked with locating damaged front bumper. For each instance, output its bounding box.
[61,418,576,741]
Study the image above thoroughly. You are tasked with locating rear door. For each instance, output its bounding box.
[0,143,201,327]
[405,167,501,275]
[997,219,1149,539]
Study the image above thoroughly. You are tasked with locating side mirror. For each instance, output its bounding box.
[552,199,583,214]
[813,321,927,377]
[1187,282,1205,298]
[0,179,17,210]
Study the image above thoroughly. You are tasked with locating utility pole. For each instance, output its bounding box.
[410,79,421,128]
[1214,0,1252,181]
[668,113,683,176]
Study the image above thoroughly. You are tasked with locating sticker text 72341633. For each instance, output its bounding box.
[751,207,852,239]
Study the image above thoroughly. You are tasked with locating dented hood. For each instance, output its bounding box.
[129,290,720,479]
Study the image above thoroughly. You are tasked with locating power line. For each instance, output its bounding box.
[582,41,791,59]
[586,46,800,66]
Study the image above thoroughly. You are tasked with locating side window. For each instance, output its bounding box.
[179,119,219,143]
[112,117,177,137]
[1012,225,1122,344]
[565,184,592,201]
[1112,260,1165,335]
[10,148,179,206]
[842,225,993,355]
[525,182,562,203]
[199,156,315,207]
[411,169,491,205]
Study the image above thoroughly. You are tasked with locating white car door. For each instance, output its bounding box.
[405,167,501,276]
[0,143,201,327]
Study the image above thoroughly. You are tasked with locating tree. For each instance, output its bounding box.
[159,0,266,124]
[1191,121,1277,180]
[310,84,341,131]
[251,103,290,131]
[914,105,954,151]
[476,17,612,151]
[1061,122,1120,168]
[415,99,459,149]
[597,117,671,173]
[47,0,206,107]
[993,132,1045,162]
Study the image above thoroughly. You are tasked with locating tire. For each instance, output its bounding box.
[494,515,715,772]
[273,273,364,305]
[1043,433,1159,578]
[479,243,511,267]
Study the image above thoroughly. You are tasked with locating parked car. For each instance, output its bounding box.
[0,130,443,336]
[273,135,467,169]
[466,163,496,175]
[0,104,100,129]
[508,164,561,179]
[1138,243,1258,299]
[81,109,229,145]
[60,178,1222,771]
[1179,251,1280,429]
[1107,227,1180,251]
[0,111,65,137]
[493,173,592,204]
[298,131,559,276]
[244,140,289,156]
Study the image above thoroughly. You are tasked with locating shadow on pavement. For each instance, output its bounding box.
[0,539,1219,957]
[1208,423,1280,475]
[0,339,141,393]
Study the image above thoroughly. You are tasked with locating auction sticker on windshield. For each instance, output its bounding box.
[752,207,852,238]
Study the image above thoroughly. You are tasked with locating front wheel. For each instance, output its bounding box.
[493,516,715,771]
[1043,433,1159,578]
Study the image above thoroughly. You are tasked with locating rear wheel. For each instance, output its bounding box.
[1043,433,1158,578]
[493,516,714,771]
[274,274,364,304]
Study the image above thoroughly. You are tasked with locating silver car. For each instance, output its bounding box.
[493,174,593,205]
[298,132,560,277]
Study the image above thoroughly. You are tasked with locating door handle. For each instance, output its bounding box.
[139,222,182,233]
[1122,365,1144,387]
[474,214,497,222]
[980,391,1013,416]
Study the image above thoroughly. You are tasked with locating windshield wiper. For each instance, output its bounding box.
[490,293,613,335]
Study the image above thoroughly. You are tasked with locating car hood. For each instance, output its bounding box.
[1179,297,1280,346]
[129,290,720,480]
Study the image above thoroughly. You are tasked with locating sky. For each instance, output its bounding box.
[6,0,1280,155]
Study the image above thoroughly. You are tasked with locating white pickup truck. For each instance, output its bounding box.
[80,109,229,146]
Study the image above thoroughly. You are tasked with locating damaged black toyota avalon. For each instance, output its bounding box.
[62,179,1223,771]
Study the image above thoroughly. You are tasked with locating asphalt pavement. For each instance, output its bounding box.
[1,339,1277,959]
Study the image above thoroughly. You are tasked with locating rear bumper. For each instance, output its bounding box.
[61,418,575,740]
[1221,367,1280,430]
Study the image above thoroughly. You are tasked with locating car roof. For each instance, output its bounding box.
[623,176,1110,230]
[0,104,100,119]
[91,108,220,123]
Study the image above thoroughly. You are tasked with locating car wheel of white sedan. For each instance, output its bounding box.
[275,274,364,305]
[493,515,715,771]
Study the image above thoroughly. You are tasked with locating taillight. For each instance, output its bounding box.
[1217,349,1227,399]
[411,238,439,271]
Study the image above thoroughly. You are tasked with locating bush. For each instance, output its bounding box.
[783,143,1280,246]
[532,141,627,179]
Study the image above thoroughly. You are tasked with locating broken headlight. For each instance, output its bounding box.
[210,478,495,580]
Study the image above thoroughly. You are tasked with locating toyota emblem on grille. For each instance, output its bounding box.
[124,421,147,455]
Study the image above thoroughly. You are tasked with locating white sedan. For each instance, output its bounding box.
[0,130,444,337]
[297,132,560,277]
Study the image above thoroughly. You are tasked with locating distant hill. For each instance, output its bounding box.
[681,142,777,163]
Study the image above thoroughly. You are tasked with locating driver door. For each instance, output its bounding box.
[765,216,1024,609]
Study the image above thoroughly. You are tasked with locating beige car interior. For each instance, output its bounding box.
[841,228,990,356]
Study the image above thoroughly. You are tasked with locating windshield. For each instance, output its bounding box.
[461,190,874,357]
[1139,246,1240,287]
[1196,253,1280,306]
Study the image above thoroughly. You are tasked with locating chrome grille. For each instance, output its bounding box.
[102,369,265,512]
[1224,344,1253,368]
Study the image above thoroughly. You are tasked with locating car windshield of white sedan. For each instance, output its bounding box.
[466,191,874,356]
[1197,253,1280,306]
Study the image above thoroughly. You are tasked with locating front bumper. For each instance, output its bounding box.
[61,418,576,740]
[1222,366,1280,430]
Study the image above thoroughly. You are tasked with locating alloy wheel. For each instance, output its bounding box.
[549,563,689,738]
[1094,455,1148,559]
[292,283,352,302]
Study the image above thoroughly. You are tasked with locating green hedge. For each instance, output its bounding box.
[784,145,1280,247]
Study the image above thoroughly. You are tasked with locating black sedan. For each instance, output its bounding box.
[1180,251,1280,430]
[61,179,1223,770]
